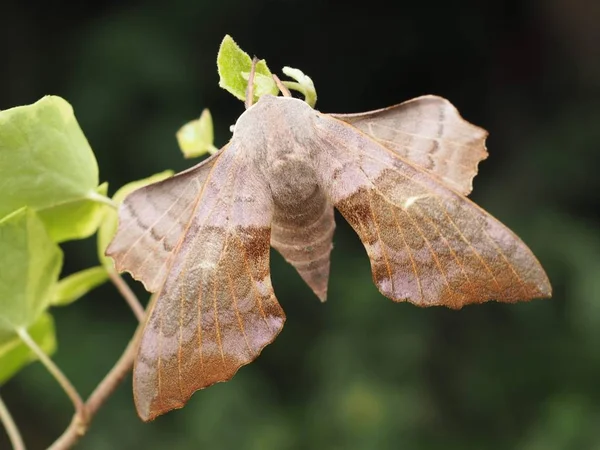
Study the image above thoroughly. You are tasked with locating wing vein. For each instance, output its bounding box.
[237,233,272,330]
[228,244,253,356]
[178,289,184,399]
[366,186,396,297]
[167,149,242,376]
[412,203,477,297]
[373,136,474,170]
[463,208,531,298]
[196,263,205,376]
[133,152,226,294]
[365,122,480,149]
[118,177,197,263]
[134,198,195,285]
[391,206,425,302]
[401,206,453,296]
[157,312,164,409]
[213,234,227,369]
[323,129,503,294]
[317,127,504,296]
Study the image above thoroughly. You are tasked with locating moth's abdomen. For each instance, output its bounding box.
[268,158,335,301]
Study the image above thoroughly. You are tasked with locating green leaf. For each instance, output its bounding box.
[241,71,279,98]
[37,182,110,243]
[0,208,63,332]
[51,266,109,307]
[0,95,106,242]
[176,109,218,159]
[98,171,174,270]
[0,313,56,385]
[217,35,278,101]
[282,66,318,108]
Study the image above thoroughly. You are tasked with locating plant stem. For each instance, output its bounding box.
[108,270,145,321]
[47,331,140,450]
[281,80,317,107]
[86,191,118,210]
[47,282,147,450]
[0,394,25,450]
[272,74,292,97]
[16,328,86,418]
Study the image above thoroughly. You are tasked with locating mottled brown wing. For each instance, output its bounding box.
[106,150,224,292]
[330,95,488,195]
[107,145,285,422]
[310,114,551,308]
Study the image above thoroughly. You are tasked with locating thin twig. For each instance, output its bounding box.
[86,191,118,210]
[108,270,145,321]
[47,330,140,450]
[0,394,25,450]
[245,56,259,109]
[48,283,147,450]
[272,74,292,97]
[86,329,139,418]
[16,328,86,419]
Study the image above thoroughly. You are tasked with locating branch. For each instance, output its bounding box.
[47,279,147,450]
[108,270,146,321]
[47,331,140,450]
[86,191,119,210]
[17,328,86,418]
[0,394,25,450]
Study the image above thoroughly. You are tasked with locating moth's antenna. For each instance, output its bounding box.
[245,57,259,109]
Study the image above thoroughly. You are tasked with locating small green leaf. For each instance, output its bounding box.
[51,266,109,306]
[176,109,218,159]
[217,35,278,101]
[98,171,174,270]
[0,208,63,332]
[241,71,279,99]
[282,66,318,108]
[37,182,110,243]
[0,313,56,385]
[0,95,105,242]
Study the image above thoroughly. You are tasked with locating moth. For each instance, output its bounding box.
[107,79,551,421]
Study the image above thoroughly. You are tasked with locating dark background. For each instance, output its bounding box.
[2,0,600,448]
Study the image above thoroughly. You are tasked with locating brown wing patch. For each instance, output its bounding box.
[312,115,551,308]
[135,225,284,421]
[106,151,224,292]
[331,96,488,195]
[109,145,285,422]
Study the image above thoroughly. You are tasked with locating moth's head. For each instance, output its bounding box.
[232,94,315,138]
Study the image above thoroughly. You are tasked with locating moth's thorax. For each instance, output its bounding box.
[233,95,321,209]
[233,95,315,154]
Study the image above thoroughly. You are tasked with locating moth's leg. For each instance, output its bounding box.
[272,74,292,97]
[245,56,259,109]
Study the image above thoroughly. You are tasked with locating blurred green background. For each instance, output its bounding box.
[1,0,599,448]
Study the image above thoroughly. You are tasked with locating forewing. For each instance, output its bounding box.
[330,95,488,195]
[310,114,551,308]
[111,145,285,422]
[106,150,224,292]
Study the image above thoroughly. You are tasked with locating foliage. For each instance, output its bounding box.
[176,109,217,159]
[0,313,56,386]
[217,34,278,101]
[0,96,108,243]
